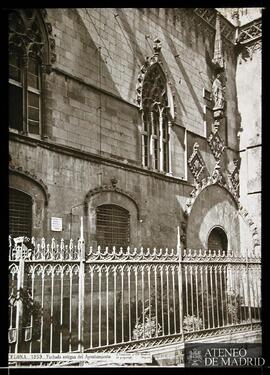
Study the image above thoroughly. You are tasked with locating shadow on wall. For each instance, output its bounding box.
[163,30,205,122]
[114,8,146,101]
[72,9,122,97]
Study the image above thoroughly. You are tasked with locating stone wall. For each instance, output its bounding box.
[236,45,261,254]
[9,8,253,250]
[43,8,239,176]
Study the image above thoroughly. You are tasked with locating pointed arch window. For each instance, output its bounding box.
[141,63,171,173]
[8,9,56,137]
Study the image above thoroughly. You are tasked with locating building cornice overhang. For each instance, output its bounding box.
[193,8,236,44]
[238,17,262,46]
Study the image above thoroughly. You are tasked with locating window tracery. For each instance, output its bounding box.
[141,63,171,173]
[8,9,56,136]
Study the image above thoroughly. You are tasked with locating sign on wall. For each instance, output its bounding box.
[51,217,63,232]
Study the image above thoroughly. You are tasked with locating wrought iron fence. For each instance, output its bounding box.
[8,235,261,357]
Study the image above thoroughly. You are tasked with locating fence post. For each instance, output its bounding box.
[14,245,25,355]
[78,217,85,353]
[177,226,184,342]
[245,253,253,329]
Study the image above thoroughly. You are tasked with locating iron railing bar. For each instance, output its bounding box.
[219,266,224,327]
[166,266,170,335]
[128,267,131,341]
[69,270,73,352]
[200,266,205,330]
[214,266,220,328]
[160,267,164,336]
[29,271,35,354]
[190,265,195,331]
[49,271,54,353]
[106,268,109,346]
[98,269,102,347]
[142,267,145,340]
[147,266,152,337]
[121,266,124,343]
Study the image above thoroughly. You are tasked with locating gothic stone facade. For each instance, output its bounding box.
[8,8,261,254]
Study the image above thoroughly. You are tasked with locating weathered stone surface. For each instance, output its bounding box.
[9,8,261,254]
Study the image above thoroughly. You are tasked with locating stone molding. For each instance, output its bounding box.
[183,168,260,250]
[136,39,176,119]
[84,183,142,221]
[9,164,50,205]
[184,174,238,217]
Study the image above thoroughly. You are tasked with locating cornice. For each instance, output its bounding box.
[9,132,192,187]
[238,17,262,45]
[193,8,236,44]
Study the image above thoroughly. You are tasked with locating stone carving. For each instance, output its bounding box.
[207,131,225,160]
[8,9,56,73]
[110,177,118,188]
[211,74,226,112]
[228,159,240,195]
[235,18,261,62]
[212,160,225,185]
[210,12,227,124]
[246,40,262,60]
[188,143,206,182]
[153,38,162,55]
[238,205,260,249]
[184,174,238,217]
[136,38,176,119]
[212,13,224,70]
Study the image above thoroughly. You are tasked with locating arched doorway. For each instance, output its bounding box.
[207,227,228,253]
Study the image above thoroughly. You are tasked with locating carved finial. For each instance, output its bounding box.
[111,177,118,188]
[153,38,162,55]
[214,160,221,171]
[212,160,223,182]
[212,12,225,71]
[233,158,239,168]
[193,142,199,151]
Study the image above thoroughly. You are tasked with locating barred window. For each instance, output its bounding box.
[141,63,171,173]
[96,205,130,248]
[9,188,32,238]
